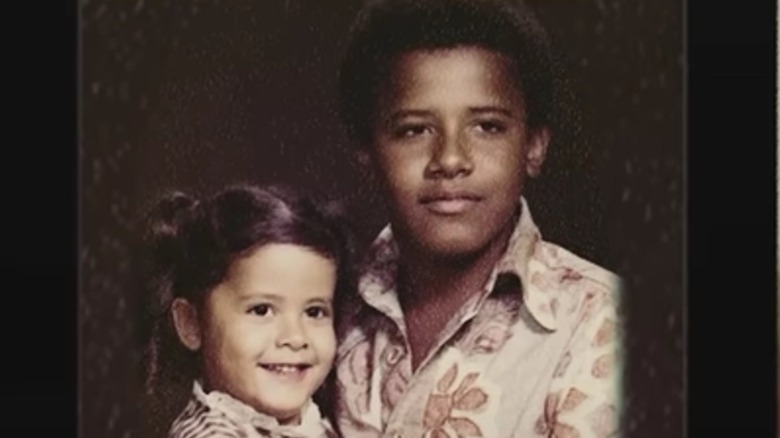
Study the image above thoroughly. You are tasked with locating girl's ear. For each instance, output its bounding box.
[171,298,202,351]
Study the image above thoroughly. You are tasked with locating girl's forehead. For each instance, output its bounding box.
[218,244,337,295]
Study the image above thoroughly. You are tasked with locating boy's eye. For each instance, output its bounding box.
[304,305,331,319]
[475,120,507,134]
[248,304,273,316]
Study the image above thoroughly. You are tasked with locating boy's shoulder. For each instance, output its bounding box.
[525,238,623,327]
[532,239,621,293]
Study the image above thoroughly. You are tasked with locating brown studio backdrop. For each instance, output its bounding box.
[80,1,683,437]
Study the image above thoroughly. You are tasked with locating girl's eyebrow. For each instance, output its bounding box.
[386,109,433,122]
[305,297,333,306]
[237,292,283,303]
[236,293,334,306]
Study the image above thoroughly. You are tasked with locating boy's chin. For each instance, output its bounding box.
[399,219,513,264]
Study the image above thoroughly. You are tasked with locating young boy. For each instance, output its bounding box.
[334,0,623,437]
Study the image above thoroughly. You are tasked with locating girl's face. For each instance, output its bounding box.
[178,243,337,424]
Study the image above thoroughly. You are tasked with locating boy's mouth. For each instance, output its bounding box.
[419,190,483,215]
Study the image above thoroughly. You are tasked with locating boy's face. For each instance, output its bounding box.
[365,46,549,259]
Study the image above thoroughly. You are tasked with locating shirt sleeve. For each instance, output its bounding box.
[546,284,625,438]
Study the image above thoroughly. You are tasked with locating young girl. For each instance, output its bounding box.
[141,184,353,438]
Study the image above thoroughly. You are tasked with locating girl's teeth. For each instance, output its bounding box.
[264,365,303,374]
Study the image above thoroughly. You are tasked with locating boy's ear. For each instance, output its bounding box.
[171,298,202,351]
[525,126,551,178]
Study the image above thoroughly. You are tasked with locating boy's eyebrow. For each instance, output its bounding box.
[468,106,516,117]
[386,106,517,122]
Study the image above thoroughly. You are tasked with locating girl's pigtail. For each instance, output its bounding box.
[311,198,360,429]
[140,191,199,396]
[320,199,361,334]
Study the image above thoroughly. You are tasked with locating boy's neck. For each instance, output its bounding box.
[394,221,515,370]
[396,221,514,312]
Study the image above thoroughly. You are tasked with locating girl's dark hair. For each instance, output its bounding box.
[338,0,560,145]
[139,183,356,403]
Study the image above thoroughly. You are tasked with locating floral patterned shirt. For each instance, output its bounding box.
[334,198,624,438]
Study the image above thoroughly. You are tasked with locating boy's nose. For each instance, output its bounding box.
[425,132,474,179]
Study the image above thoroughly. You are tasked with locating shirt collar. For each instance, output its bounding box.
[357,197,560,332]
[192,380,327,437]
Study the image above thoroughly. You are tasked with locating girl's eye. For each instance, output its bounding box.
[395,124,431,138]
[248,304,273,317]
[304,306,331,319]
